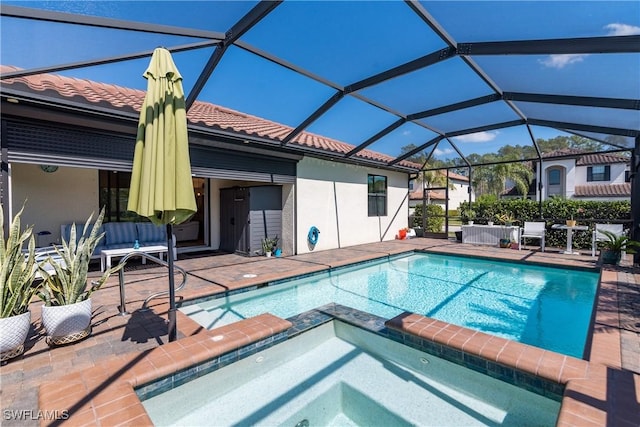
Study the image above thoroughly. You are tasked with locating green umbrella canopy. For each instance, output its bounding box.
[128,47,196,225]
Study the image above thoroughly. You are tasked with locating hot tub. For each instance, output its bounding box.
[141,321,560,426]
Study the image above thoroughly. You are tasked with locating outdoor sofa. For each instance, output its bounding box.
[60,221,168,260]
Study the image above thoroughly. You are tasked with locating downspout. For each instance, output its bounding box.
[526,125,543,218]
[0,119,8,232]
[422,170,427,230]
[631,136,640,266]
[445,170,450,235]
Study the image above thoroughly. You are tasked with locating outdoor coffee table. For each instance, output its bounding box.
[551,224,589,255]
[100,245,168,272]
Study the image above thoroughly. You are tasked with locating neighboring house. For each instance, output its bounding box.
[0,66,419,256]
[502,149,631,202]
[408,171,473,210]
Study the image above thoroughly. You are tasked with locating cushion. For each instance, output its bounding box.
[61,223,84,245]
[61,223,105,246]
[104,222,138,246]
[136,223,167,244]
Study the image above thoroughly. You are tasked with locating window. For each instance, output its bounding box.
[587,165,610,182]
[625,170,631,182]
[368,174,387,216]
[546,167,564,197]
[548,169,561,185]
[99,170,143,222]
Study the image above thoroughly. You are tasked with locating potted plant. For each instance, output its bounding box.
[598,230,640,265]
[261,235,279,257]
[463,209,476,225]
[495,213,517,227]
[0,205,40,361]
[37,208,122,345]
[566,207,584,227]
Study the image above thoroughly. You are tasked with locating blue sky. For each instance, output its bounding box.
[1,1,639,161]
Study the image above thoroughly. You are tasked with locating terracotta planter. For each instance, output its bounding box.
[41,299,92,345]
[566,220,576,227]
[0,311,31,361]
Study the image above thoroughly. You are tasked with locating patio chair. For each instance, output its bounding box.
[519,222,545,252]
[592,223,624,257]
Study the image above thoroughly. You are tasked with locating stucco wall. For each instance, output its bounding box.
[539,159,575,200]
[296,158,409,253]
[449,180,472,211]
[575,163,628,185]
[10,164,99,245]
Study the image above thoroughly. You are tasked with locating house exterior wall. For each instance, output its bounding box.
[10,164,98,245]
[296,157,408,253]
[575,163,627,185]
[449,179,472,210]
[538,159,630,201]
[408,178,472,210]
[539,159,576,200]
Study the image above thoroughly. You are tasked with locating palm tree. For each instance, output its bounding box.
[417,169,456,204]
[470,155,533,198]
[484,162,532,197]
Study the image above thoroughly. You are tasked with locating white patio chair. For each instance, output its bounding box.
[592,223,624,257]
[519,222,545,252]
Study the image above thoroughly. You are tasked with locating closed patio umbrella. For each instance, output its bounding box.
[128,47,196,342]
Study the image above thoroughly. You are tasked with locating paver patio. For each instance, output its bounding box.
[1,238,638,426]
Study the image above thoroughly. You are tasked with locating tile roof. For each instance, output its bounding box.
[541,148,585,158]
[0,65,420,170]
[576,153,630,166]
[502,181,631,198]
[409,188,445,201]
[574,183,631,197]
[542,148,629,165]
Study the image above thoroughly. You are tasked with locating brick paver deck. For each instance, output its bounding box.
[1,238,638,426]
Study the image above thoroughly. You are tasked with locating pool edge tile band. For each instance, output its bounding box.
[140,304,566,406]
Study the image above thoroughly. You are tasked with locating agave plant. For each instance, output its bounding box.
[0,204,40,317]
[599,230,640,253]
[37,208,122,306]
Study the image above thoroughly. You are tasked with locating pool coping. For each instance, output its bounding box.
[36,247,638,426]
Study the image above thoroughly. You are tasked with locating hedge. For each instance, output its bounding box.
[458,199,632,249]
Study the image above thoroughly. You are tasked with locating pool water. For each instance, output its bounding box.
[142,321,561,426]
[182,253,598,358]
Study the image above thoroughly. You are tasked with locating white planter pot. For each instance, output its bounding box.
[0,311,31,361]
[41,299,92,345]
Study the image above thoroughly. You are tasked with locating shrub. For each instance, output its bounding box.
[412,204,445,233]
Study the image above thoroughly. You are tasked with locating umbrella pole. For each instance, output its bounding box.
[166,223,177,342]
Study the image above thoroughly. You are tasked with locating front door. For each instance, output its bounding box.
[220,187,250,254]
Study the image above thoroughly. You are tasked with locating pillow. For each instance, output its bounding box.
[137,222,166,243]
[61,223,105,245]
[104,222,138,246]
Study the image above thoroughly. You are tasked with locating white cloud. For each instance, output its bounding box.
[604,23,640,36]
[539,23,639,69]
[433,147,454,156]
[453,131,498,143]
[402,130,412,136]
[539,54,588,69]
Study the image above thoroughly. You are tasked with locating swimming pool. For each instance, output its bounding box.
[182,253,598,358]
[142,321,561,426]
